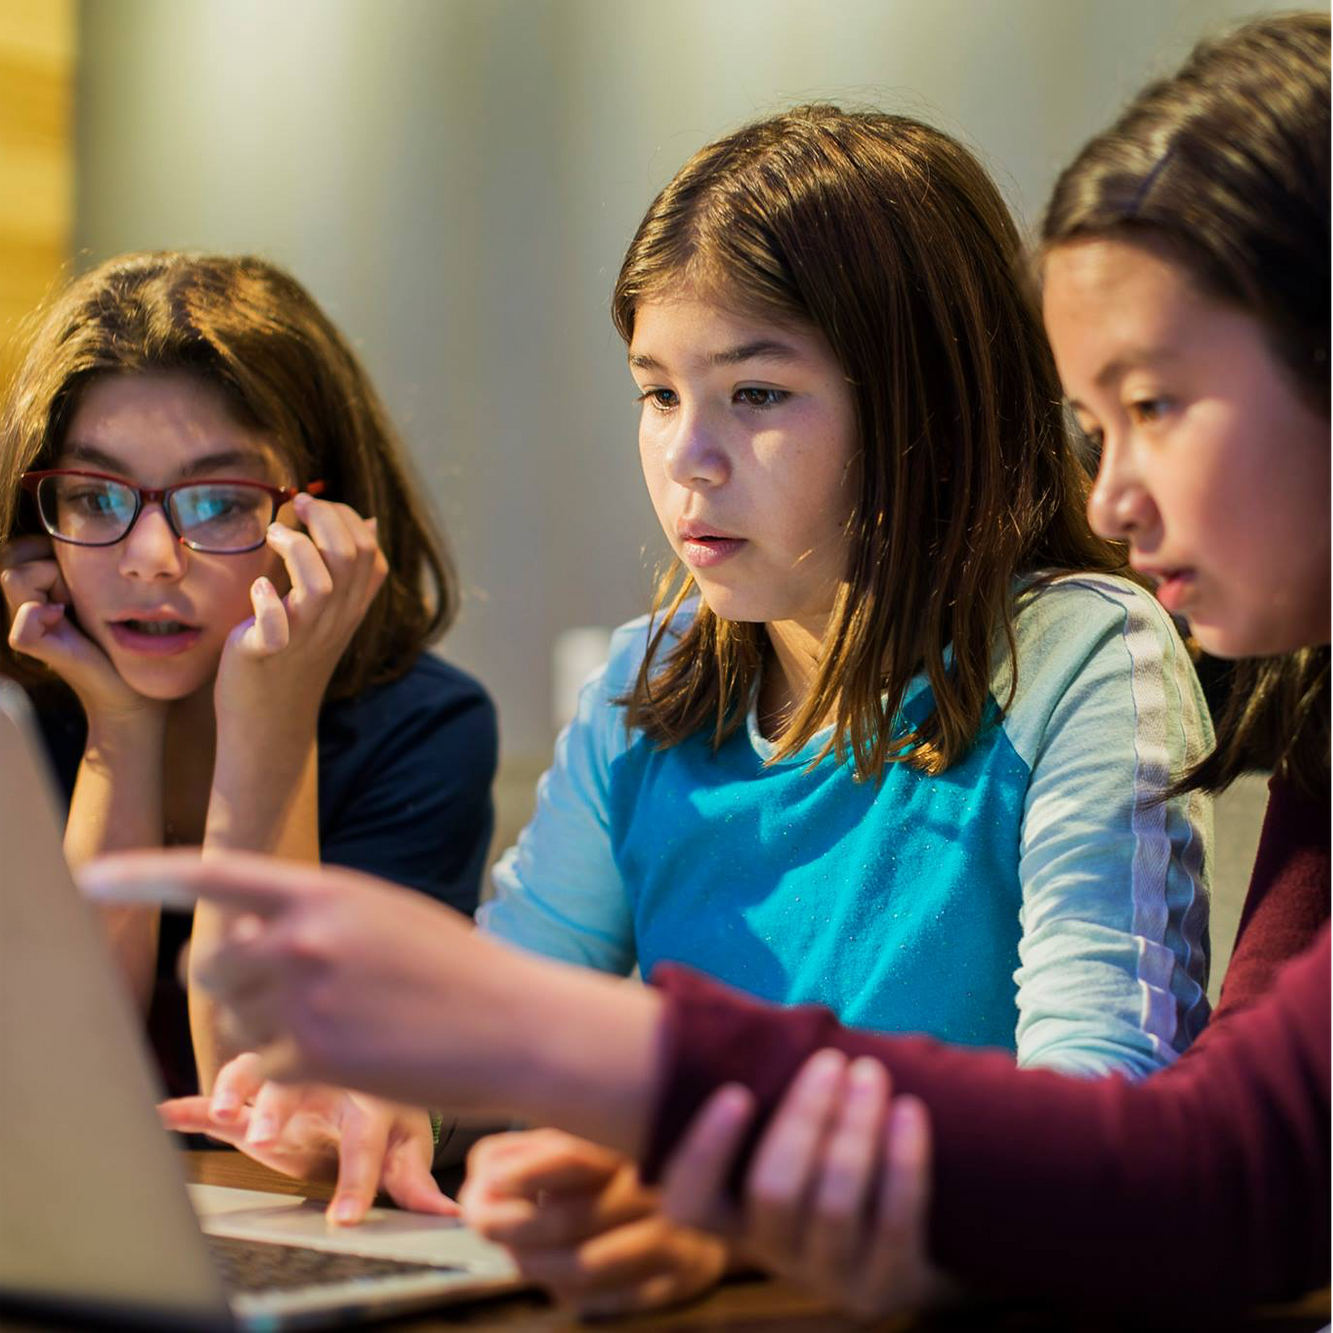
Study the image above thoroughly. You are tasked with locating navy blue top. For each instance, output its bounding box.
[35,651,497,1094]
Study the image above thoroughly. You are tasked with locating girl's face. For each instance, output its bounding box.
[629,295,858,635]
[51,371,288,701]
[1043,237,1330,659]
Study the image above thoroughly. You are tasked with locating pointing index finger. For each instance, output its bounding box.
[78,848,312,917]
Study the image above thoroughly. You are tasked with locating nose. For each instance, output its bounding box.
[660,409,730,490]
[117,503,187,581]
[1086,433,1157,543]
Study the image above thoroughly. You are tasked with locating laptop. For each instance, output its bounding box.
[0,680,523,1329]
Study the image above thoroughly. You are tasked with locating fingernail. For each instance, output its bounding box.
[848,1058,882,1096]
[246,1115,276,1144]
[252,577,274,597]
[211,1091,239,1117]
[329,1197,361,1225]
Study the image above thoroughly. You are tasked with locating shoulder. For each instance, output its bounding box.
[1014,571,1181,650]
[998,572,1189,695]
[996,571,1209,764]
[320,652,497,759]
[587,609,693,703]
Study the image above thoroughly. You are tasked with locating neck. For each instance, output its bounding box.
[759,617,828,740]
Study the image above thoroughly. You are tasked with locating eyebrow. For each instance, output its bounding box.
[58,442,276,480]
[1092,345,1182,390]
[629,339,804,372]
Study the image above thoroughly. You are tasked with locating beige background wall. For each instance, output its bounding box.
[46,1,1280,987]
[0,0,73,385]
[72,0,1290,770]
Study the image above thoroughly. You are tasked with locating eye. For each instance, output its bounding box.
[1128,397,1170,426]
[635,388,678,412]
[734,387,789,409]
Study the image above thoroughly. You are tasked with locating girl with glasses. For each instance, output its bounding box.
[0,252,496,1224]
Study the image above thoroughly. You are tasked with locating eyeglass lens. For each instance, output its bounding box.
[37,476,275,553]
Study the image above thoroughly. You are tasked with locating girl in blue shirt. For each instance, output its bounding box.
[465,105,1214,1311]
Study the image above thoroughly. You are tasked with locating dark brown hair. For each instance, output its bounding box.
[0,251,457,700]
[1042,13,1330,795]
[612,105,1127,781]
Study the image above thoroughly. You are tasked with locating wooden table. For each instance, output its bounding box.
[176,1151,1330,1333]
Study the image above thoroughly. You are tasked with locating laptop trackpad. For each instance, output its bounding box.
[188,1184,516,1273]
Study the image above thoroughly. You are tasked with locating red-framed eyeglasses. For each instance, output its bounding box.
[20,470,326,555]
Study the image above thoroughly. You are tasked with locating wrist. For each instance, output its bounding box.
[83,707,168,761]
[489,952,665,1158]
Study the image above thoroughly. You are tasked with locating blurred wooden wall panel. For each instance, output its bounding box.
[0,0,74,384]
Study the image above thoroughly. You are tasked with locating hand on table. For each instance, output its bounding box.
[661,1048,952,1321]
[460,1129,728,1318]
[159,1051,454,1225]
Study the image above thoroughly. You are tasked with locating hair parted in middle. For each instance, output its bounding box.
[0,251,457,703]
[613,104,1126,781]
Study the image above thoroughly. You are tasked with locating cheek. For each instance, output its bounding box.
[52,548,103,615]
[194,553,278,624]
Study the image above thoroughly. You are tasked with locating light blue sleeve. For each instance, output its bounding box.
[999,575,1213,1078]
[475,617,650,975]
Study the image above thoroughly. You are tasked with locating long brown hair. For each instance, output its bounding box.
[613,105,1126,781]
[1042,13,1330,796]
[0,251,457,701]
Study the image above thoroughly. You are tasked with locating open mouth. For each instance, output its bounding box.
[119,618,194,636]
[108,617,203,655]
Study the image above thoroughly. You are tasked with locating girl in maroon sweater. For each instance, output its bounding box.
[84,8,1329,1319]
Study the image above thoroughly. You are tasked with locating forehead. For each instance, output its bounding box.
[1042,239,1203,364]
[59,371,284,479]
[629,293,829,370]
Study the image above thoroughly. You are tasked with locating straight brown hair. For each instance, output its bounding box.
[1042,13,1330,796]
[612,105,1127,781]
[0,251,457,701]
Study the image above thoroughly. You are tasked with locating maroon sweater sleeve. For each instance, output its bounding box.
[647,930,1329,1308]
[1210,775,1330,1022]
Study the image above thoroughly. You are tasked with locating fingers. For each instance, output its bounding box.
[380,1127,460,1217]
[463,1131,646,1248]
[79,847,327,916]
[245,1079,305,1148]
[7,598,67,658]
[870,1094,932,1264]
[266,496,385,624]
[804,1057,891,1280]
[237,576,289,657]
[1,554,61,616]
[0,533,56,571]
[157,1094,226,1135]
[327,1100,393,1226]
[518,1214,726,1314]
[265,523,334,607]
[209,1051,269,1121]
[660,1083,756,1233]
[744,1048,847,1260]
[295,495,387,605]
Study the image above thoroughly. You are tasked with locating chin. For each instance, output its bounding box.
[1187,618,1294,661]
[110,659,211,703]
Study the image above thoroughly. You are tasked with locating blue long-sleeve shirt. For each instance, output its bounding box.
[481,574,1214,1077]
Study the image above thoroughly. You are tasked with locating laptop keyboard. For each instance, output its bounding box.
[206,1233,462,1294]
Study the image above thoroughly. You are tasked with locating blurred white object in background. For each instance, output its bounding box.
[552,627,614,733]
